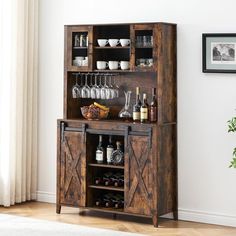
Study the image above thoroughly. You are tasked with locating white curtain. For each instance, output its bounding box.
[0,0,38,206]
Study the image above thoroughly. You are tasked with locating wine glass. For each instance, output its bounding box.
[109,74,116,99]
[81,73,90,98]
[96,74,102,99]
[104,74,111,99]
[90,74,97,99]
[100,74,106,99]
[72,73,80,98]
[112,75,119,98]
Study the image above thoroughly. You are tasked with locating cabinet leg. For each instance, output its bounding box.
[56,204,61,214]
[152,214,158,227]
[173,210,178,220]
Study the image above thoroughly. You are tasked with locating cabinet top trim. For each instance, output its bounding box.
[64,22,177,27]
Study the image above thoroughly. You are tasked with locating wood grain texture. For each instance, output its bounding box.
[1,202,236,236]
[59,22,177,227]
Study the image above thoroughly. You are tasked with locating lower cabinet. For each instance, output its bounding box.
[124,135,156,216]
[57,128,86,208]
[56,120,177,227]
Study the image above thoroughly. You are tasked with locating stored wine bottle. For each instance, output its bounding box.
[132,87,142,122]
[140,93,149,123]
[96,135,104,163]
[113,194,124,209]
[111,141,124,165]
[94,176,103,185]
[103,193,115,208]
[95,197,104,207]
[103,172,113,186]
[106,135,114,164]
[113,172,124,187]
[150,88,157,122]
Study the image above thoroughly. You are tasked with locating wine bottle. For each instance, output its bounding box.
[94,176,103,185]
[103,193,115,208]
[150,88,157,122]
[140,93,149,123]
[132,87,142,122]
[96,135,104,163]
[103,172,113,186]
[106,135,114,164]
[95,197,104,207]
[113,194,124,209]
[113,172,124,187]
[111,141,124,166]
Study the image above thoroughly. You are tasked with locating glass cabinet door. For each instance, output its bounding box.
[65,26,93,71]
[130,24,155,72]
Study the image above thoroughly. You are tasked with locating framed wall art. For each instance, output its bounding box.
[202,33,236,73]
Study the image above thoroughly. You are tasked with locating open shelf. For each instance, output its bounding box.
[89,185,124,192]
[88,206,124,214]
[89,163,124,169]
[94,46,130,49]
[73,47,88,49]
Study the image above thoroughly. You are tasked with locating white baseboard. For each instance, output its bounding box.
[36,191,236,227]
[36,191,56,203]
[178,208,236,227]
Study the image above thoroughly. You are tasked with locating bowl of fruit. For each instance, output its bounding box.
[81,102,109,120]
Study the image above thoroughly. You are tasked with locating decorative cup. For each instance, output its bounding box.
[97,61,108,70]
[97,39,108,47]
[108,39,120,47]
[120,61,130,70]
[108,61,119,70]
[120,39,130,47]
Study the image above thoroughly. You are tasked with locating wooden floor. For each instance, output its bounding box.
[0,202,235,236]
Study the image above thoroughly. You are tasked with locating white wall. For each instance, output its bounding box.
[38,0,236,226]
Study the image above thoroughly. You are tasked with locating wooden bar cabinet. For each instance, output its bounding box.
[57,22,177,227]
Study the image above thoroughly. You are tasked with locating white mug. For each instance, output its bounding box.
[108,61,119,70]
[120,61,130,70]
[82,60,88,66]
[75,56,84,61]
[120,39,130,47]
[97,61,108,70]
[97,39,108,47]
[108,39,120,47]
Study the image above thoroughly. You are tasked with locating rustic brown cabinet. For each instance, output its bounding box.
[57,22,177,227]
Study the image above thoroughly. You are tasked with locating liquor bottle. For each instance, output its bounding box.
[132,87,142,122]
[150,88,157,122]
[111,141,124,166]
[106,135,114,164]
[140,93,149,123]
[103,172,113,186]
[96,135,104,163]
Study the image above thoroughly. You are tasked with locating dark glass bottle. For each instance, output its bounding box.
[106,135,114,165]
[95,197,104,207]
[113,172,124,187]
[132,87,142,122]
[150,88,157,122]
[111,141,124,166]
[113,194,124,209]
[104,193,115,208]
[94,176,103,185]
[96,135,104,163]
[140,93,149,123]
[103,172,113,186]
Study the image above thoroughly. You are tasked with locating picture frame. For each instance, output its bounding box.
[202,33,236,73]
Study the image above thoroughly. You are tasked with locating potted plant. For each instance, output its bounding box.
[227,117,236,168]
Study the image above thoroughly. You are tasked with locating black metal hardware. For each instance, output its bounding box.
[61,122,66,142]
[148,127,152,149]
